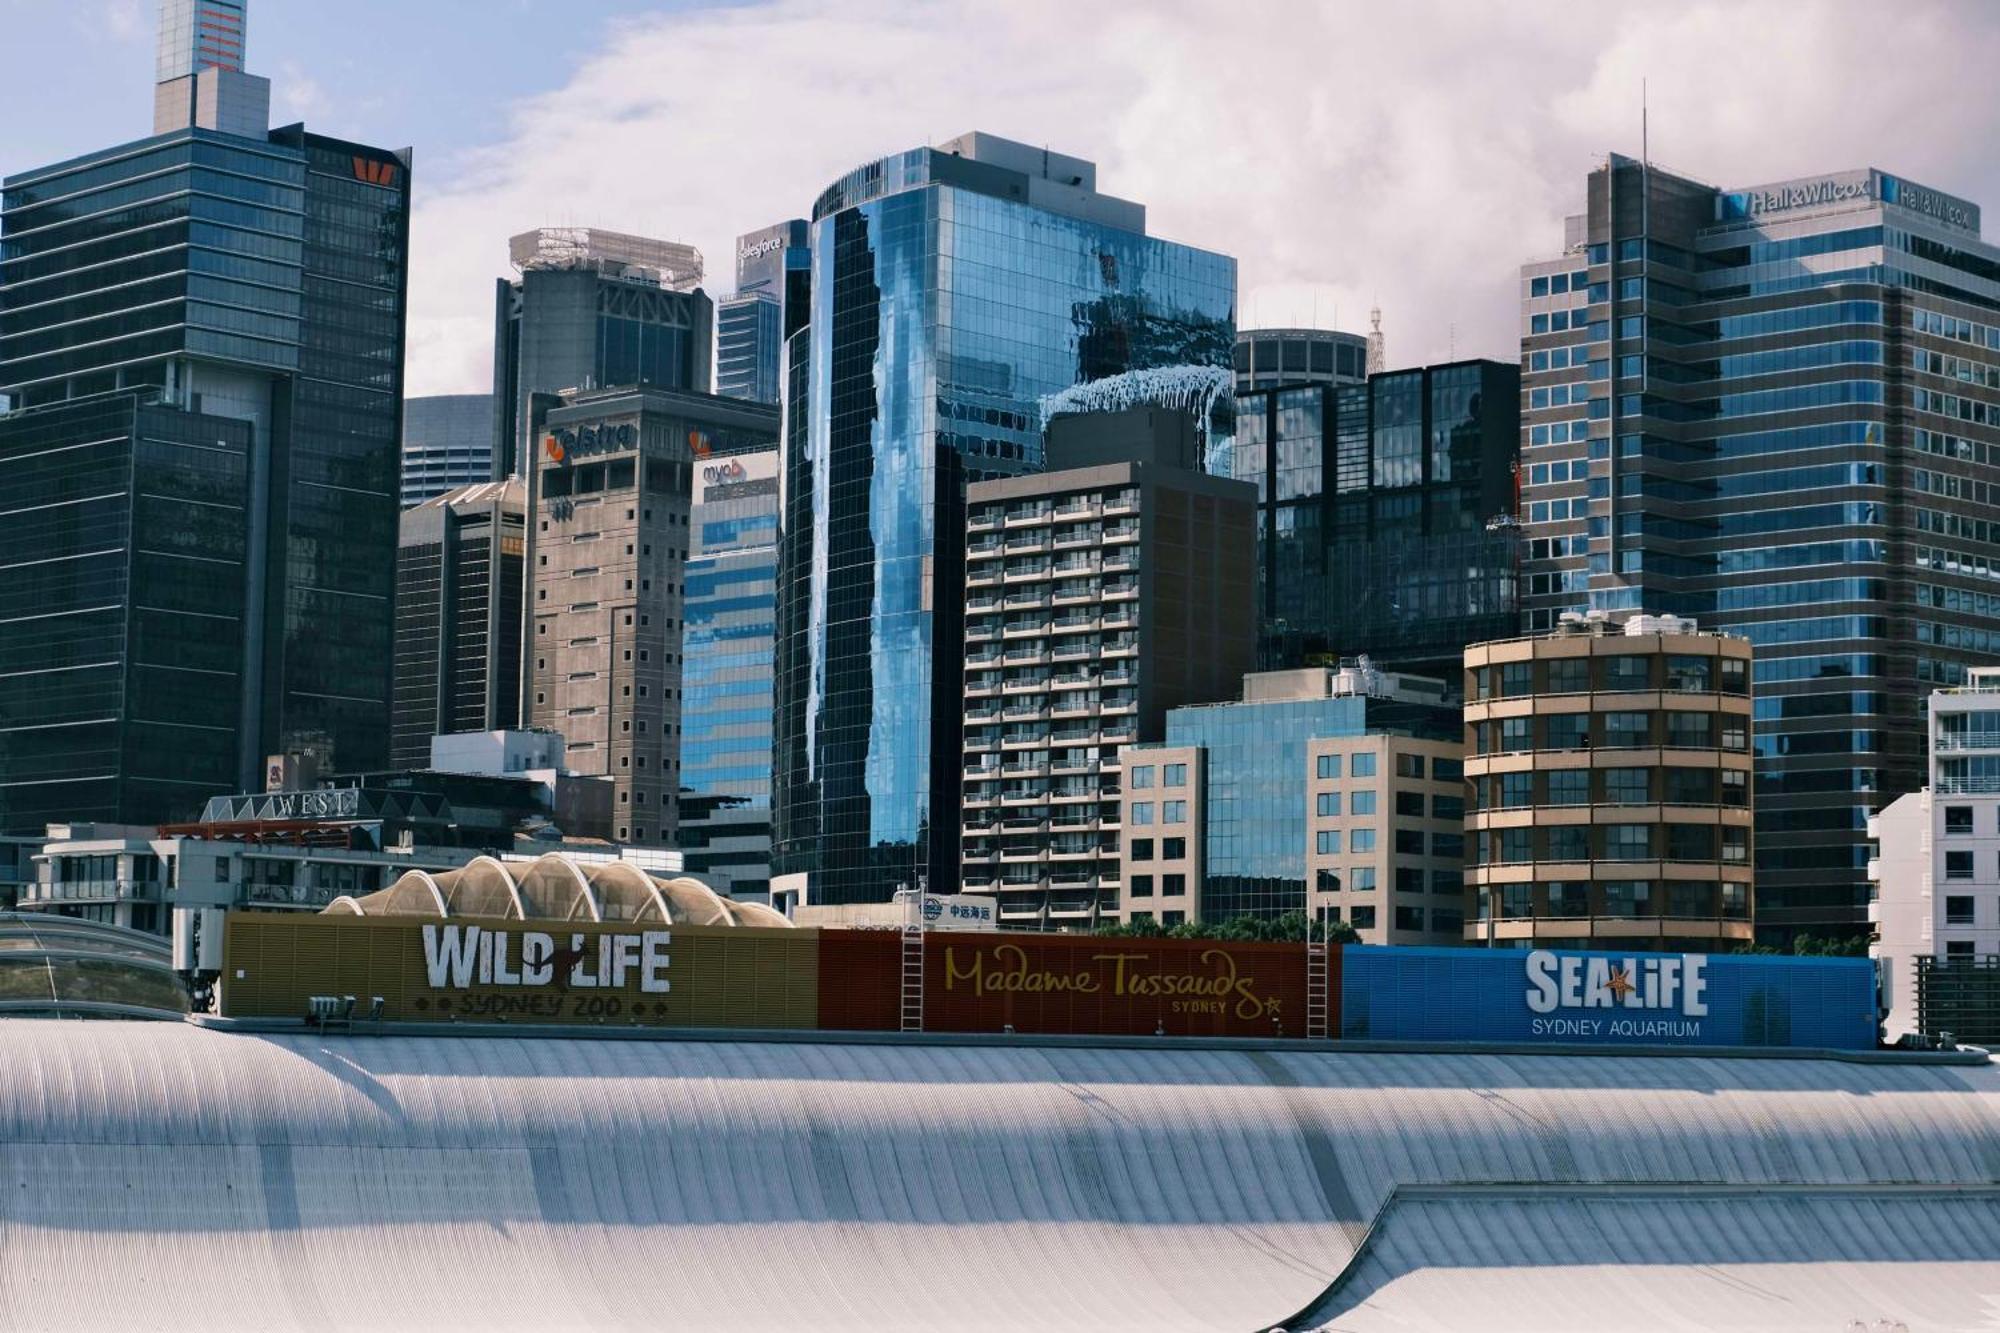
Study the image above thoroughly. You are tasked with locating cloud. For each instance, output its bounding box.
[404,0,2000,397]
[276,60,330,120]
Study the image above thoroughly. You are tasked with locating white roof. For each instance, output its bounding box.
[0,1022,1993,1331]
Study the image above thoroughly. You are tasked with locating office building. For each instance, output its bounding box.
[1463,617,1755,949]
[1120,664,1457,924]
[1233,327,1368,394]
[402,393,495,505]
[1304,730,1468,945]
[958,406,1256,923]
[0,2,410,827]
[491,227,709,479]
[390,479,526,770]
[680,447,780,899]
[1519,159,2000,940]
[714,220,808,405]
[528,387,778,848]
[1870,669,2000,1041]
[1232,358,1520,672]
[772,131,1236,908]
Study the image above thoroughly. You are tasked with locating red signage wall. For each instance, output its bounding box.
[815,931,1324,1039]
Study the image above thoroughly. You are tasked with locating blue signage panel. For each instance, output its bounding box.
[1340,946,1877,1050]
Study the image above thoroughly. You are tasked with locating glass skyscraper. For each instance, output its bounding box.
[0,7,410,815]
[402,393,495,506]
[715,220,808,405]
[1519,157,2000,941]
[680,448,781,897]
[772,132,1236,907]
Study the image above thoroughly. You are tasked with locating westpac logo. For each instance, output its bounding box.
[351,156,399,188]
[1524,949,1708,1039]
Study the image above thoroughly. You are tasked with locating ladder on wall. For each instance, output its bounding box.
[900,900,925,1033]
[1305,940,1331,1040]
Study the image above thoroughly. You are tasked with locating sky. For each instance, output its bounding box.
[9,0,2000,398]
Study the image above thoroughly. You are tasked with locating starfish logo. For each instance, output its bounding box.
[1605,966,1635,1003]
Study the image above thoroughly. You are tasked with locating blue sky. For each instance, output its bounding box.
[9,1,2000,397]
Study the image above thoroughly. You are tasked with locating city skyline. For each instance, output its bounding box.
[10,1,2000,399]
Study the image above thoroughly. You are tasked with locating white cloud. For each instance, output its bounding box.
[404,0,2000,396]
[276,60,329,121]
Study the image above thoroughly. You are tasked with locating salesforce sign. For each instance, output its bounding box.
[1340,945,1877,1050]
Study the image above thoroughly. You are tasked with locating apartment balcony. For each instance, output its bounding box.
[1103,497,1137,517]
[1001,791,1046,806]
[1051,756,1099,776]
[1102,551,1137,572]
[1051,589,1096,607]
[1052,529,1098,549]
[1050,699,1099,720]
[1050,614,1098,631]
[1004,532,1050,553]
[1099,610,1136,629]
[965,649,1002,668]
[1049,846,1098,862]
[1000,735,1049,753]
[1003,509,1052,528]
[969,511,1001,531]
[964,790,999,808]
[1099,667,1135,686]
[1100,699,1137,716]
[1099,725,1136,743]
[965,681,1000,700]
[966,593,1002,613]
[1051,558,1099,576]
[1866,857,1882,883]
[1051,643,1097,663]
[1003,586,1050,608]
[1102,524,1139,544]
[1051,727,1100,745]
[1101,640,1138,658]
[965,705,1001,723]
[1101,584,1138,602]
[1002,566,1051,584]
[1937,778,2000,795]
[1933,731,2000,753]
[962,733,998,752]
[1053,499,1100,519]
[966,540,1004,560]
[966,625,999,644]
[1000,676,1048,694]
[1002,625,1049,644]
[967,568,1001,587]
[1050,787,1099,804]
[1000,845,1047,862]
[1000,815,1050,833]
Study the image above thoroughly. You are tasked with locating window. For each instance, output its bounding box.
[1547,882,1589,917]
[1432,832,1464,859]
[1667,882,1714,917]
[1163,763,1187,787]
[1396,753,1426,778]
[1130,838,1154,862]
[1433,757,1463,782]
[1395,829,1425,855]
[1131,802,1154,826]
[1352,753,1377,777]
[1547,658,1590,693]
[1395,791,1426,817]
[1316,753,1341,779]
[1664,768,1713,805]
[1546,712,1590,749]
[1162,800,1187,824]
[1721,882,1749,919]
[1546,825,1588,861]
[1432,794,1464,820]
[1130,766,1154,789]
[1946,939,1976,959]
[1352,828,1377,852]
[1665,712,1713,749]
[1719,657,1750,695]
[1349,867,1377,891]
[1433,907,1464,934]
[1721,769,1748,806]
[1316,791,1341,817]
[1721,827,1749,864]
[1602,655,1651,691]
[1316,830,1342,855]
[1162,837,1186,859]
[1350,905,1378,930]
[1945,895,1975,925]
[1603,711,1651,747]
[1499,717,1531,751]
[1944,850,1974,879]
[1500,662,1533,697]
[1351,790,1377,815]
[1604,767,1650,804]
[1720,719,1749,751]
[1546,769,1590,806]
[1946,805,1975,835]
[1129,875,1154,897]
[1605,824,1653,860]
[1163,873,1186,895]
[1667,824,1715,861]
[1496,772,1533,808]
[1498,828,1530,863]
[1394,905,1426,932]
[1602,880,1653,917]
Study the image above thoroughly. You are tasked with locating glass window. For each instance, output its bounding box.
[1721,719,1749,751]
[1721,882,1749,919]
[1602,880,1653,917]
[1604,767,1650,804]
[1394,905,1426,932]
[1350,905,1377,930]
[1129,765,1154,789]
[1546,769,1590,806]
[1546,825,1588,861]
[1719,657,1750,695]
[1547,658,1590,693]
[1433,757,1463,782]
[1130,802,1154,826]
[1432,794,1464,820]
[1668,882,1714,917]
[1498,828,1530,863]
[1162,837,1186,859]
[1499,717,1531,751]
[1547,881,1589,917]
[1395,829,1425,855]
[1499,772,1533,808]
[1316,791,1341,817]
[1666,656,1713,692]
[1603,712,1651,747]
[1352,753,1377,777]
[1316,830,1341,855]
[1129,838,1154,862]
[1945,895,1975,925]
[1395,791,1426,817]
[1602,656,1652,690]
[1664,768,1714,805]
[1500,662,1533,697]
[1546,712,1589,749]
[1316,753,1341,779]
[1163,763,1187,787]
[1129,874,1154,897]
[1351,828,1377,852]
[1163,873,1186,896]
[1161,800,1187,824]
[1667,824,1715,861]
[1396,753,1426,779]
[1946,806,1974,835]
[1351,790,1377,815]
[1721,769,1748,806]
[1604,824,1653,860]
[1665,712,1713,749]
[1722,827,1749,864]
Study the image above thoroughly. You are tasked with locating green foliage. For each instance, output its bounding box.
[1732,932,1873,958]
[1091,911,1359,945]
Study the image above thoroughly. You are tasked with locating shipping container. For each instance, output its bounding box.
[1339,945,1878,1050]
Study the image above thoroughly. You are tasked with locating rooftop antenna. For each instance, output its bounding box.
[1366,302,1385,375]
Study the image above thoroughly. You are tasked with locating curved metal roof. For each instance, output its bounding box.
[0,1023,1992,1330]
[325,852,792,927]
[0,913,184,1018]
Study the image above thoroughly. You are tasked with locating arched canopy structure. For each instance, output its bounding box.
[327,854,791,928]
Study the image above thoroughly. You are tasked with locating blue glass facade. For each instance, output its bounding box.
[1519,160,2000,940]
[773,138,1236,905]
[680,449,779,897]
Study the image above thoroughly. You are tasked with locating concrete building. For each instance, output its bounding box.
[0,0,412,818]
[1305,731,1467,945]
[772,131,1235,909]
[1119,663,1458,925]
[958,406,1255,923]
[527,387,778,848]
[1518,158,2000,940]
[1463,616,1756,949]
[391,479,526,770]
[401,393,496,505]
[1870,668,2000,1041]
[679,448,781,899]
[714,220,807,405]
[1232,327,1368,393]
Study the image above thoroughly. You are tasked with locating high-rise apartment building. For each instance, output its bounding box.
[0,0,410,826]
[491,227,710,480]
[958,406,1255,923]
[1519,158,2000,940]
[1304,731,1468,945]
[680,447,781,898]
[1463,618,1756,950]
[772,132,1236,908]
[391,479,526,769]
[1870,669,2000,1040]
[401,393,495,506]
[528,387,777,848]
[714,220,808,405]
[1231,358,1520,674]
[1120,665,1458,924]
[1233,327,1367,394]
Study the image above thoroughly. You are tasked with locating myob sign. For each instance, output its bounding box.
[423,923,669,992]
[1524,948,1706,1040]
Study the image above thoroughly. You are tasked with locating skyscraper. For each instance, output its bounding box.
[391,479,526,769]
[1518,158,2000,941]
[0,0,410,828]
[715,220,808,405]
[1233,327,1367,394]
[401,393,495,506]
[772,132,1236,908]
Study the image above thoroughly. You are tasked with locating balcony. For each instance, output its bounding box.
[1000,676,1049,694]
[1934,730,2000,752]
[1003,509,1051,528]
[1102,550,1137,572]
[1004,532,1049,553]
[966,624,998,643]
[1103,523,1139,544]
[1002,624,1049,642]
[1051,643,1098,663]
[1053,528,1098,549]
[1001,734,1049,752]
[966,594,1002,613]
[969,510,1001,531]
[967,567,1001,587]
[1002,565,1051,584]
[1937,777,2000,795]
[1003,588,1050,609]
[1001,791,1045,806]
[1000,815,1050,833]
